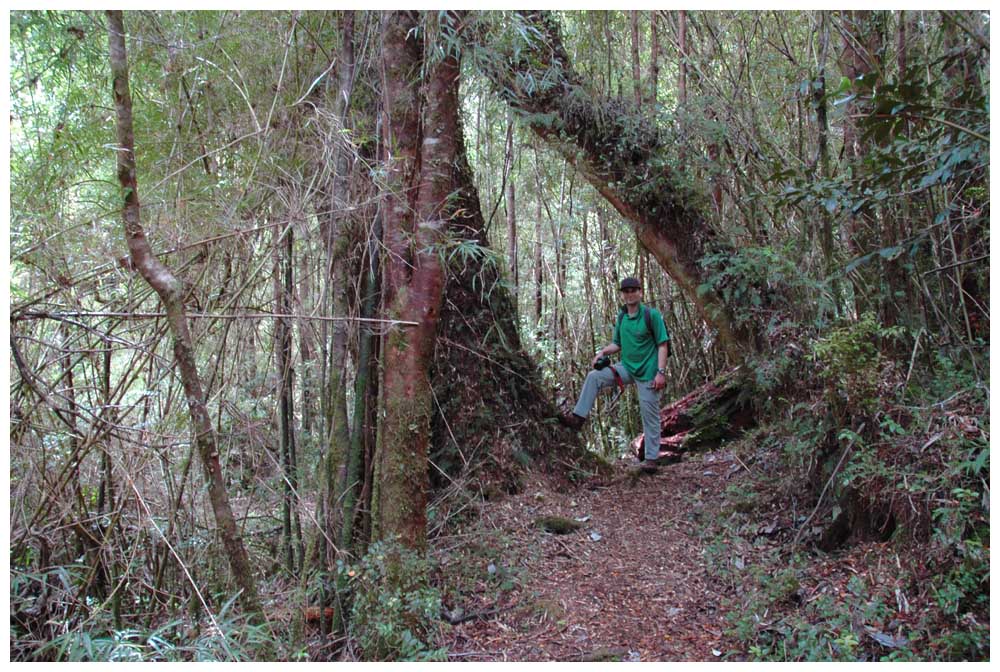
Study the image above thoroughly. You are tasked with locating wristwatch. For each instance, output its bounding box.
[657,368,666,375]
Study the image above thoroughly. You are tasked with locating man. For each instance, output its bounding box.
[560,276,670,473]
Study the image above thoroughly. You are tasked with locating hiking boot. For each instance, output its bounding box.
[640,459,659,474]
[558,412,586,431]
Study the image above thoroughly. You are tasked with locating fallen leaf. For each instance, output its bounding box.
[865,626,908,649]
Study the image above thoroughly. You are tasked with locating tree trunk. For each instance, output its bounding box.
[582,211,596,356]
[896,10,907,77]
[505,115,519,300]
[649,11,659,105]
[813,12,836,276]
[678,11,688,106]
[274,223,293,572]
[480,11,750,358]
[298,256,317,437]
[374,11,459,549]
[105,9,260,614]
[343,230,378,551]
[630,11,642,107]
[533,157,544,326]
[429,96,594,498]
[321,10,356,549]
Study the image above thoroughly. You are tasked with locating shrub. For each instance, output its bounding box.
[810,313,903,422]
[347,540,446,661]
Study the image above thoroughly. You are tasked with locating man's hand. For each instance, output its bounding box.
[652,372,666,391]
[593,344,620,368]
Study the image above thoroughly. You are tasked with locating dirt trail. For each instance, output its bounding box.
[442,449,745,661]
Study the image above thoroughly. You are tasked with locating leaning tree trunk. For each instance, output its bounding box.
[477,10,752,359]
[105,10,260,614]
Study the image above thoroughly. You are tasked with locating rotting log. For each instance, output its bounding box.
[631,367,755,461]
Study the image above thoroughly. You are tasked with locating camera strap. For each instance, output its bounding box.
[610,365,625,393]
[603,365,626,415]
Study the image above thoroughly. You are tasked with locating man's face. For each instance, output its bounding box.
[621,286,642,307]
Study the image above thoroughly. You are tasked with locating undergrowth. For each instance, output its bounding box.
[346,540,448,661]
[704,328,989,662]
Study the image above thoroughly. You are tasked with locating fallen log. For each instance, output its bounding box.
[632,367,755,460]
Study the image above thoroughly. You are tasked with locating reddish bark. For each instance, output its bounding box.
[376,11,464,550]
[630,367,754,460]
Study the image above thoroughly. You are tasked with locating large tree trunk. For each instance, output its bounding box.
[105,10,260,614]
[374,11,460,549]
[429,105,592,496]
[478,11,751,359]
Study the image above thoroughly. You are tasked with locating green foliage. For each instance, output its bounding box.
[700,246,833,328]
[27,593,287,662]
[810,313,902,418]
[920,348,983,401]
[347,540,447,661]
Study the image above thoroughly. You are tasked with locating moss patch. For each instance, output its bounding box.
[535,515,583,535]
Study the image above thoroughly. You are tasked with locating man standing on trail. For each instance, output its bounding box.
[560,276,670,473]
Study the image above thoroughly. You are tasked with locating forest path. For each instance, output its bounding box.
[441,448,744,661]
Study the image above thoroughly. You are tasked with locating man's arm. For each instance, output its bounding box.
[657,341,669,369]
[653,341,669,390]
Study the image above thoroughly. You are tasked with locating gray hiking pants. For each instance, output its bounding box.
[572,364,662,461]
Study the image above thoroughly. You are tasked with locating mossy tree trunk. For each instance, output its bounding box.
[428,83,590,496]
[373,11,462,549]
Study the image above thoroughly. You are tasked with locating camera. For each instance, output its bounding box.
[594,355,611,370]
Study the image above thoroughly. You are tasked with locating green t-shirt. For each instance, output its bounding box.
[613,304,670,382]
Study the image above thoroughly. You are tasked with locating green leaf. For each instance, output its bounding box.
[878,245,903,260]
[969,448,989,475]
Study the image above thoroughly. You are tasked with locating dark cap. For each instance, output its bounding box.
[620,277,641,290]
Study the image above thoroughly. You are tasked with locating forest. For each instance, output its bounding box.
[8,9,989,661]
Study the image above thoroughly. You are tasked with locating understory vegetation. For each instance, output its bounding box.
[703,337,988,661]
